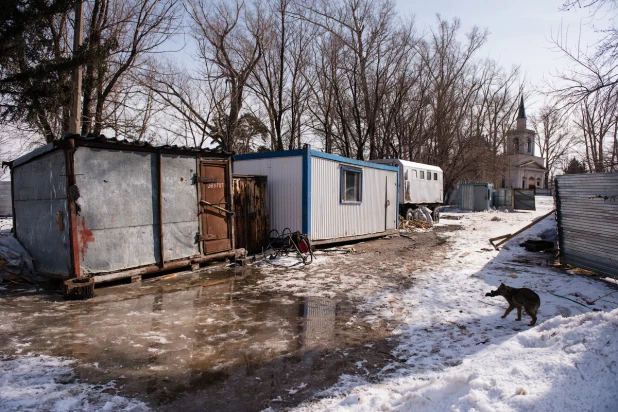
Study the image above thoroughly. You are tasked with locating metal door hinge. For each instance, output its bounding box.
[195,233,220,242]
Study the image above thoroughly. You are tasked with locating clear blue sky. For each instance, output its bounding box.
[396,0,605,111]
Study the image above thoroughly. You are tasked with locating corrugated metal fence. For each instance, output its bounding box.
[556,173,618,277]
[0,181,12,216]
[493,189,512,207]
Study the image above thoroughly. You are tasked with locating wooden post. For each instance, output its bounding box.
[69,1,84,135]
[489,209,556,250]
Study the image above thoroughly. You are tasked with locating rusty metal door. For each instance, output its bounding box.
[199,161,232,254]
[233,175,269,253]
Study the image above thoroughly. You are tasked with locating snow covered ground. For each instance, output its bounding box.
[2,197,617,411]
[0,355,148,411]
[290,197,618,411]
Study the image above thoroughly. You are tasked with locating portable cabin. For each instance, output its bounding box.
[233,146,399,245]
[459,183,494,211]
[5,135,238,283]
[370,159,443,218]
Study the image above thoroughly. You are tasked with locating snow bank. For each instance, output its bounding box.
[298,309,618,411]
[0,355,148,411]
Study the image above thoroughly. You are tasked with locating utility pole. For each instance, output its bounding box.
[69,1,84,135]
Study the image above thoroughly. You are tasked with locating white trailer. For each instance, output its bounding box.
[234,147,399,245]
[371,159,443,221]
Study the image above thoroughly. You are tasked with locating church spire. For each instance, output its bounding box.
[516,96,527,130]
[517,96,526,119]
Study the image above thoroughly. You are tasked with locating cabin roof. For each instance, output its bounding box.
[373,158,443,172]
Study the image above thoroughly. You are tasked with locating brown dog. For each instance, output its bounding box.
[486,283,540,326]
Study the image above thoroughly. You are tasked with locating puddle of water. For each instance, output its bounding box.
[0,267,393,410]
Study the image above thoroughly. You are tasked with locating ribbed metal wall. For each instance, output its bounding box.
[233,156,303,233]
[0,181,11,216]
[556,173,618,277]
[493,188,513,207]
[311,157,398,241]
[460,185,475,210]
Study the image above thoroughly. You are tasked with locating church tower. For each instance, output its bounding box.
[504,96,546,189]
[507,97,535,156]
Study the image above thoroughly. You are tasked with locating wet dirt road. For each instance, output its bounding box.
[0,232,448,411]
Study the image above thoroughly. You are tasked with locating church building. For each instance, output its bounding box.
[504,97,547,189]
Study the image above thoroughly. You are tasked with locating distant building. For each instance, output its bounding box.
[504,98,547,188]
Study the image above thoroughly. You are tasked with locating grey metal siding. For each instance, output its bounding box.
[0,181,11,216]
[493,189,513,207]
[161,154,200,261]
[311,157,398,241]
[233,156,303,233]
[556,173,618,277]
[460,185,475,210]
[12,151,71,275]
[460,183,493,211]
[74,147,159,273]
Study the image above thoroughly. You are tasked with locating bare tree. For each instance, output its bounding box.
[530,103,577,184]
[550,0,618,104]
[80,0,181,136]
[186,0,266,151]
[249,0,315,151]
[573,89,618,172]
[296,0,415,159]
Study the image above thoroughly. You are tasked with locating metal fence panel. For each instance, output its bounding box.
[556,173,618,277]
[513,189,536,210]
[493,188,512,207]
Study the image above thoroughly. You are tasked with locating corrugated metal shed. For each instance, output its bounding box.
[6,135,237,282]
[234,147,399,245]
[556,173,618,278]
[459,183,494,211]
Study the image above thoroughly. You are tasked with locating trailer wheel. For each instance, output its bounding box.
[433,206,440,223]
[63,277,95,300]
[405,207,414,221]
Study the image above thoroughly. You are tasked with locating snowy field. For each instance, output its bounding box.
[290,197,618,411]
[2,197,617,411]
[0,356,148,411]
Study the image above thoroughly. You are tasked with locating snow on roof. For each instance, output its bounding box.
[372,158,443,172]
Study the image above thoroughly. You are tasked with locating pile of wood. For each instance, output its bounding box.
[399,216,432,230]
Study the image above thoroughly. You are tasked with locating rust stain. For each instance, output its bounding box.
[78,216,95,262]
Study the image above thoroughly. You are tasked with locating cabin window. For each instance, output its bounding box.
[433,172,438,180]
[341,166,362,203]
[413,170,417,179]
[426,171,431,180]
[420,171,425,179]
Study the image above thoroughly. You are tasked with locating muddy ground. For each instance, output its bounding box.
[0,230,450,411]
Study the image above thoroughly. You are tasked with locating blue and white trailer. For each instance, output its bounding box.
[234,147,399,245]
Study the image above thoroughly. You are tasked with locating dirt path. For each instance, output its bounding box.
[0,231,449,411]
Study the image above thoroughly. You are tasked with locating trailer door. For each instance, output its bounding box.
[385,172,398,230]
